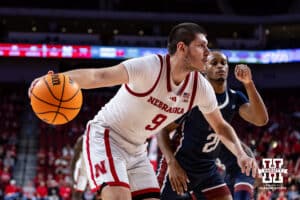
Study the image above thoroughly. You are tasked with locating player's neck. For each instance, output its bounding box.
[210,80,227,94]
[170,55,191,85]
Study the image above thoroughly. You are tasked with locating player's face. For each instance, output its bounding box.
[184,34,210,72]
[206,52,229,81]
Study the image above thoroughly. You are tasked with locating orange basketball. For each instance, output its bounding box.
[30,73,82,125]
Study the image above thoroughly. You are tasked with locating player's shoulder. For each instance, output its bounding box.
[229,88,245,97]
[197,72,214,89]
[228,88,249,105]
[124,54,161,64]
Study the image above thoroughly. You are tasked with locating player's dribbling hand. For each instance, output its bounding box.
[235,64,252,84]
[28,70,54,98]
[168,159,190,195]
[237,153,258,178]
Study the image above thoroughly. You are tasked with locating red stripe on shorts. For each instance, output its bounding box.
[104,129,120,182]
[86,125,98,188]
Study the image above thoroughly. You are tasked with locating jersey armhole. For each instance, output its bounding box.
[125,54,163,97]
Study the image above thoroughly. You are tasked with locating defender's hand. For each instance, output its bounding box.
[168,159,190,195]
[235,64,252,84]
[28,70,54,98]
[237,153,258,178]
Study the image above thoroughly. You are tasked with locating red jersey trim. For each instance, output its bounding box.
[125,54,163,97]
[178,73,190,96]
[166,54,171,92]
[166,54,191,95]
[188,72,198,110]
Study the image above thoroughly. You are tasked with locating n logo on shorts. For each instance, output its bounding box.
[95,160,107,178]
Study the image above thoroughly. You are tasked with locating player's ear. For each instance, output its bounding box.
[177,41,186,53]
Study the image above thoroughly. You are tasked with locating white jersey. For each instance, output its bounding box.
[91,54,217,154]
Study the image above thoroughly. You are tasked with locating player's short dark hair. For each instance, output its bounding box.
[210,50,229,62]
[167,22,206,55]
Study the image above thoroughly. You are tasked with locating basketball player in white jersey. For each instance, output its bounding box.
[29,23,258,200]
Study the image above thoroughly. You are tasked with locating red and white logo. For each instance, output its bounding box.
[258,158,288,184]
[94,160,107,178]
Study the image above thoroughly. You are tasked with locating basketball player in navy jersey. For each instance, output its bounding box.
[29,23,258,200]
[157,51,268,200]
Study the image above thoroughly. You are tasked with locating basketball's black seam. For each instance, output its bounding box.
[44,76,81,102]
[52,75,66,123]
[31,93,81,110]
[43,77,61,101]
[37,111,69,122]
[63,87,81,102]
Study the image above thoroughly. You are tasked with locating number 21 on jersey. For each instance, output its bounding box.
[202,133,220,153]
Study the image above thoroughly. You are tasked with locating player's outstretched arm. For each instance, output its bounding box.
[203,108,258,177]
[28,64,129,98]
[235,64,269,126]
[63,64,129,89]
[156,122,190,195]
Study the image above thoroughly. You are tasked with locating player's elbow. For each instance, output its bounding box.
[254,115,269,127]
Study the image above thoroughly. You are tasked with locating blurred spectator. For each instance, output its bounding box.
[37,148,47,168]
[287,185,299,200]
[46,174,54,188]
[276,191,287,200]
[3,153,15,169]
[257,189,272,200]
[58,180,71,200]
[62,144,74,161]
[83,189,95,200]
[47,147,56,169]
[47,179,59,200]
[36,181,48,200]
[0,167,11,186]
[4,180,20,200]
[22,181,36,200]
[48,188,59,200]
[34,172,45,187]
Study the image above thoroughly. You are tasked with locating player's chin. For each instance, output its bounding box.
[191,65,204,72]
[192,62,206,72]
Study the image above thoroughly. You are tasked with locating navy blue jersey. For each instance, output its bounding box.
[173,89,248,180]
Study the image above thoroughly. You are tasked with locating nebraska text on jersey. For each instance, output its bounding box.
[147,96,184,114]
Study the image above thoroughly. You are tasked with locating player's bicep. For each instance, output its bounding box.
[94,64,129,87]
